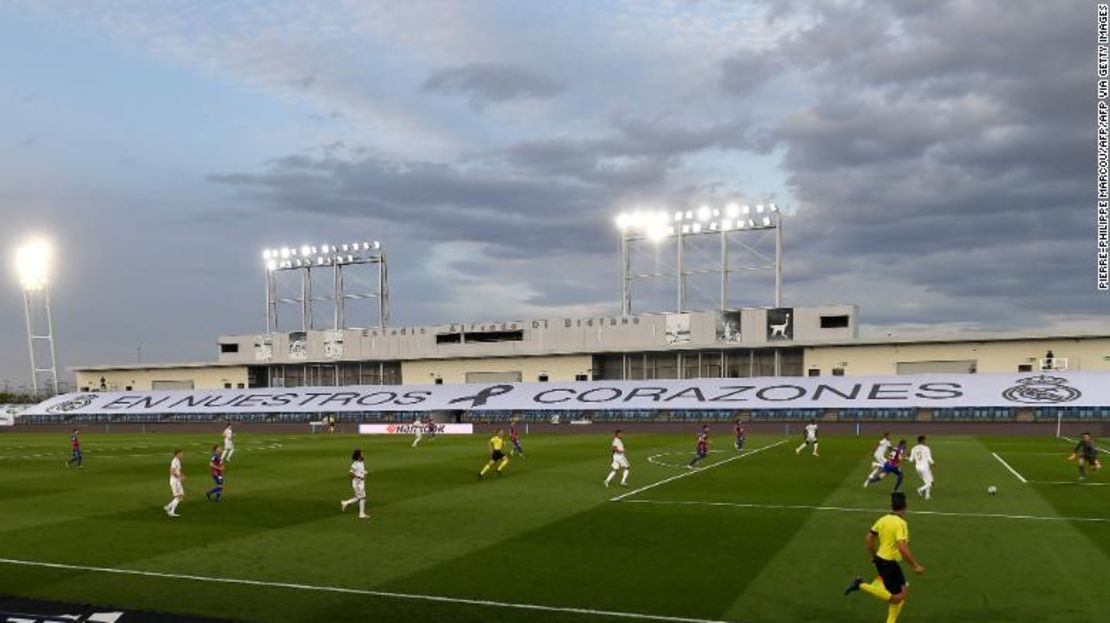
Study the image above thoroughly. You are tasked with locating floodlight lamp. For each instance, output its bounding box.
[280,247,291,259]
[762,216,772,226]
[722,219,734,230]
[691,223,702,234]
[646,224,669,242]
[685,210,693,220]
[265,260,277,271]
[697,206,711,221]
[725,203,740,218]
[15,238,53,290]
[673,211,683,222]
[681,224,691,234]
[615,213,632,230]
[756,204,765,213]
[300,245,311,256]
[741,205,750,215]
[769,203,779,212]
[262,249,272,260]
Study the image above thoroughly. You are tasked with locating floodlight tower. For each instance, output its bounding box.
[14,238,60,395]
[616,203,782,314]
[262,240,389,332]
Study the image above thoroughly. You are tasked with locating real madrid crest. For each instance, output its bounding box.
[45,394,98,414]
[1001,375,1081,405]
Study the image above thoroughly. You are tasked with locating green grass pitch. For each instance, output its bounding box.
[0,430,1107,622]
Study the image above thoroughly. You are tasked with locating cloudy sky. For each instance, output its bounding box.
[0,0,1102,388]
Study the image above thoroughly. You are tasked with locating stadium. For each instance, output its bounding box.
[2,4,1108,623]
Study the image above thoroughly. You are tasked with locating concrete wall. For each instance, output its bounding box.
[803,337,1110,376]
[401,354,594,384]
[75,367,249,392]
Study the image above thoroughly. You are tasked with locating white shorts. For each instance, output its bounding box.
[611,455,630,470]
[224,441,234,451]
[170,477,184,497]
[352,479,366,500]
[916,468,933,485]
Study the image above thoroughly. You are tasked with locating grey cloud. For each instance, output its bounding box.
[770,0,1099,328]
[422,62,565,105]
[719,51,781,95]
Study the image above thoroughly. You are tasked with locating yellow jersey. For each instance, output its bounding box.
[490,436,504,451]
[870,513,909,561]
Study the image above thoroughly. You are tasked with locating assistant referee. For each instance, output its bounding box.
[844,491,925,623]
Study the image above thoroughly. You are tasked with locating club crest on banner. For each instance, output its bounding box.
[45,394,97,414]
[1001,375,1081,404]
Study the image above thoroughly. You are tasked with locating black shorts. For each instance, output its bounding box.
[872,557,905,594]
[491,450,505,462]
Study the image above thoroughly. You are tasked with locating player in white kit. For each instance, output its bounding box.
[909,435,935,499]
[412,416,425,448]
[604,430,630,487]
[164,448,185,518]
[340,449,370,519]
[863,432,893,487]
[222,423,235,463]
[795,420,820,456]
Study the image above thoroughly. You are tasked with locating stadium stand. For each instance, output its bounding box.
[932,407,1016,422]
[1034,407,1110,421]
[749,409,823,421]
[837,408,914,422]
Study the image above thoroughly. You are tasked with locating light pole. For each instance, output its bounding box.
[14,238,59,396]
[263,240,389,332]
[615,203,782,314]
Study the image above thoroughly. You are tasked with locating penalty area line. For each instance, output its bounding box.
[991,452,1028,484]
[0,558,731,623]
[610,439,788,503]
[618,499,1110,524]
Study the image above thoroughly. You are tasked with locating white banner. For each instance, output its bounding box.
[0,413,14,427]
[20,372,1110,416]
[359,423,473,435]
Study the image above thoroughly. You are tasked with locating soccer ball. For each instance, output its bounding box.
[987,485,998,495]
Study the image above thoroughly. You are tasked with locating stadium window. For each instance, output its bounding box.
[819,315,850,329]
[462,330,524,343]
[125,385,132,391]
[808,368,820,377]
[575,374,588,381]
[434,377,443,385]
[538,374,549,382]
[832,367,845,376]
[435,333,463,344]
[1018,364,1033,372]
[224,383,232,389]
[237,383,245,389]
[219,343,239,354]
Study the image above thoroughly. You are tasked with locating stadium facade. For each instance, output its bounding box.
[71,304,1110,392]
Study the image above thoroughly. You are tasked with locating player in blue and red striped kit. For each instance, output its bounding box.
[65,429,83,468]
[734,419,746,452]
[867,439,908,491]
[509,422,525,457]
[206,445,224,502]
[687,425,710,469]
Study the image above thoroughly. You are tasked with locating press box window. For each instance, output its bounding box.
[820,315,850,329]
[220,343,239,353]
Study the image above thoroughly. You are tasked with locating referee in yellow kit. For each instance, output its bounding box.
[479,428,510,478]
[844,491,925,623]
